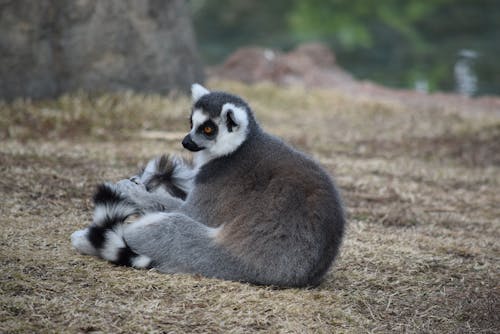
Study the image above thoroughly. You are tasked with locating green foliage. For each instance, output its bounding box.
[191,0,295,63]
[288,0,373,49]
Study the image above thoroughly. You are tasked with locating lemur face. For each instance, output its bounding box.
[182,84,249,161]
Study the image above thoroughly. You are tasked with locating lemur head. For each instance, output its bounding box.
[182,84,257,163]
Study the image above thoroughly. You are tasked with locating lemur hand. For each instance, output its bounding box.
[114,178,148,200]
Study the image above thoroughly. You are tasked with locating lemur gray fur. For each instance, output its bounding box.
[71,84,345,287]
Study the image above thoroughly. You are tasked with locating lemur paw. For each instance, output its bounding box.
[115,179,148,198]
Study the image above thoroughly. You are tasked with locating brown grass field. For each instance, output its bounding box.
[1,81,499,333]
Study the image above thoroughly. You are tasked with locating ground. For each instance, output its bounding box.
[1,81,498,333]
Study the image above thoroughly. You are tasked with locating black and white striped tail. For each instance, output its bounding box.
[140,154,194,200]
[86,183,152,268]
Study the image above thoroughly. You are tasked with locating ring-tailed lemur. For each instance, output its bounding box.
[71,84,345,287]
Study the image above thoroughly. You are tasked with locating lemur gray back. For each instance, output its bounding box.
[71,85,346,287]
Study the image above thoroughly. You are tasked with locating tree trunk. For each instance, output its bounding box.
[0,0,204,100]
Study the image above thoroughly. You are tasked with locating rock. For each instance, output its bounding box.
[0,0,204,100]
[216,47,278,84]
[292,43,336,68]
[209,42,354,87]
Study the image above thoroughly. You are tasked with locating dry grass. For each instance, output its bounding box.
[1,81,499,333]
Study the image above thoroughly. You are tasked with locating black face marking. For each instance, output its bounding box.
[197,120,218,139]
[226,110,238,133]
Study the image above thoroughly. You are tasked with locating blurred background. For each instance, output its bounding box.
[191,0,499,96]
[1,0,499,100]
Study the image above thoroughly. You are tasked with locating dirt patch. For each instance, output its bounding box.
[354,122,500,167]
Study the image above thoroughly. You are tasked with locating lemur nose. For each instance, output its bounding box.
[182,134,204,152]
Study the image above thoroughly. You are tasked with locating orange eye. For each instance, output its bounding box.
[204,126,213,134]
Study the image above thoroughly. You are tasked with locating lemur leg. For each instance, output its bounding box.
[122,212,245,281]
[71,184,312,286]
[72,208,246,281]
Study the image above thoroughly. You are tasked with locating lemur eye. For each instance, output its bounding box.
[198,121,217,138]
[204,126,213,135]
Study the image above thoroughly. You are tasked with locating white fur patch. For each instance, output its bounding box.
[139,158,158,184]
[131,255,152,268]
[191,83,210,103]
[71,228,98,256]
[171,155,195,193]
[190,110,211,168]
[191,109,208,128]
[100,229,126,262]
[209,103,249,157]
[207,225,224,239]
[193,150,212,169]
[222,103,249,128]
[93,206,110,225]
[93,202,136,226]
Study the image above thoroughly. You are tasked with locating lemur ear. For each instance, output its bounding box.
[191,83,210,103]
[222,103,249,133]
[226,109,238,133]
